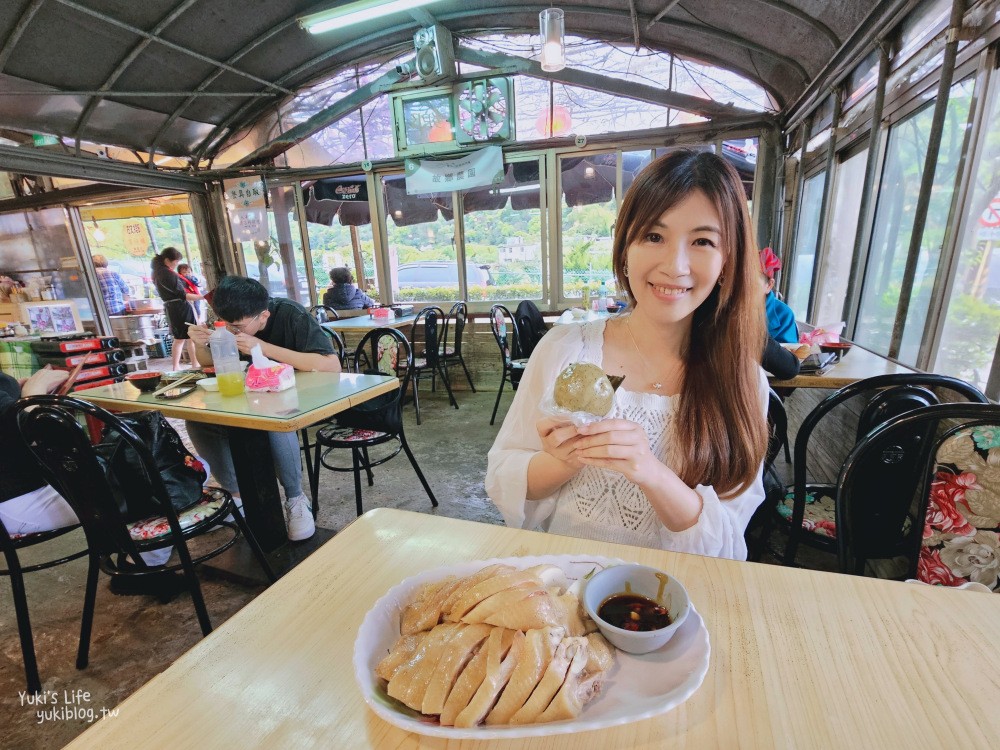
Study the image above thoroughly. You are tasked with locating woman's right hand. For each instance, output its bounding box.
[536,417,584,469]
[187,324,211,346]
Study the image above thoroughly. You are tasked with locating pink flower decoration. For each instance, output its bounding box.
[918,548,968,587]
[924,471,976,538]
[759,247,782,279]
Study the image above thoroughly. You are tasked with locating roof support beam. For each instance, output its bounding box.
[53,0,293,94]
[628,0,641,50]
[229,67,405,168]
[72,0,201,155]
[646,0,682,31]
[454,45,752,119]
[0,90,279,97]
[0,0,46,74]
[0,144,206,193]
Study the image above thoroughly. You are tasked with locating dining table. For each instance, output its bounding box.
[768,341,921,388]
[63,509,1000,749]
[321,313,417,333]
[76,371,398,557]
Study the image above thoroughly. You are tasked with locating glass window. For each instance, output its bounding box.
[382,175,457,303]
[813,148,868,324]
[238,185,309,306]
[560,152,618,300]
[462,160,543,301]
[786,171,826,318]
[933,76,1000,392]
[855,78,973,360]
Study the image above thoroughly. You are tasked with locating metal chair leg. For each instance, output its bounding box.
[438,364,459,409]
[412,370,422,425]
[351,447,365,517]
[361,446,374,486]
[5,546,42,692]
[400,431,438,507]
[458,355,476,392]
[301,428,317,507]
[75,553,100,670]
[491,371,507,425]
[228,502,277,583]
[174,542,213,636]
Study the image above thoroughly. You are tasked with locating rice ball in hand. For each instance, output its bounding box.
[553,362,619,417]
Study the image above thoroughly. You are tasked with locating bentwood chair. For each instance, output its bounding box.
[310,328,438,517]
[408,306,458,425]
[438,301,476,392]
[14,396,275,673]
[838,402,1000,584]
[1,513,87,693]
[309,304,339,323]
[768,374,988,569]
[489,304,528,425]
[301,327,347,506]
[745,388,791,560]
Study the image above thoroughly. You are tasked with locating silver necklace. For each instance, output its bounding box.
[624,317,663,390]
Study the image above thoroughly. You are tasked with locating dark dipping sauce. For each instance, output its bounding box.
[598,593,671,632]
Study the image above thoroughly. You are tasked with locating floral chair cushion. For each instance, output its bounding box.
[919,425,1000,592]
[777,488,837,538]
[126,489,228,542]
[319,426,388,443]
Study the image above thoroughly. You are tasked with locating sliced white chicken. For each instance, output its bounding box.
[375,632,427,683]
[509,637,586,725]
[485,626,563,725]
[386,623,460,710]
[440,628,516,726]
[467,588,562,631]
[445,571,538,622]
[400,578,464,635]
[552,591,596,636]
[454,630,525,727]
[537,639,601,723]
[584,632,616,674]
[421,624,493,716]
[438,564,514,619]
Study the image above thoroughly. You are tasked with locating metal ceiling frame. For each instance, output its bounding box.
[196,4,806,162]
[0,0,45,73]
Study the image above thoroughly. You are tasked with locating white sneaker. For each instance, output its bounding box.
[284,494,315,541]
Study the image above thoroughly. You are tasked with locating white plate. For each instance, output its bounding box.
[353,554,711,740]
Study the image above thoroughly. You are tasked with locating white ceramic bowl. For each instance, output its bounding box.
[196,377,219,391]
[583,563,690,654]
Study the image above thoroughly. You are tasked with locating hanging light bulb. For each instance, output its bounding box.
[91,218,106,243]
[539,8,566,72]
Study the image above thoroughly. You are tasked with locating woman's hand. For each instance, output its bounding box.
[20,368,70,397]
[536,416,584,469]
[187,324,211,346]
[574,418,668,487]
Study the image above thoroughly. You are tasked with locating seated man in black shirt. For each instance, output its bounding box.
[187,276,340,541]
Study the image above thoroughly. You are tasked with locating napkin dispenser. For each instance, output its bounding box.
[389,305,414,318]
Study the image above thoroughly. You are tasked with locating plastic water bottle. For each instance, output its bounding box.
[597,280,608,310]
[209,322,244,396]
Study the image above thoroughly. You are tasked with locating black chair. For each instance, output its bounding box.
[309,304,339,323]
[513,299,548,358]
[310,328,438,517]
[770,374,989,568]
[14,396,276,672]
[745,388,791,560]
[408,306,458,425]
[438,301,476,392]
[300,326,348,506]
[1,514,87,693]
[838,402,1000,579]
[489,304,529,426]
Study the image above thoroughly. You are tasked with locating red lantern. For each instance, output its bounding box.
[535,105,572,137]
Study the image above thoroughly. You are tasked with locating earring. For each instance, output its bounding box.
[623,259,629,277]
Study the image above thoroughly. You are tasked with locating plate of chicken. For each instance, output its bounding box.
[353,555,710,739]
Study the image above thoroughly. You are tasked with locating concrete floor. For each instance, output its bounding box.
[0,372,830,750]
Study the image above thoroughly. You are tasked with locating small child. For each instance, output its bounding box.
[177,263,204,323]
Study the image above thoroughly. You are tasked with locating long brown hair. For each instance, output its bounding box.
[612,150,767,496]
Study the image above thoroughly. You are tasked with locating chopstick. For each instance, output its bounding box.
[149,372,199,398]
[55,361,86,396]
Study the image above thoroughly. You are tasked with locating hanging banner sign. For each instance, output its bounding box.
[224,176,267,209]
[404,145,504,195]
[311,177,368,203]
[224,176,269,243]
[230,208,269,243]
[122,220,151,257]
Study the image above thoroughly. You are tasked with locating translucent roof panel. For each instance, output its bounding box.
[282,33,768,167]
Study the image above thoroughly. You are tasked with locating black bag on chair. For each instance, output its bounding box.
[94,410,207,521]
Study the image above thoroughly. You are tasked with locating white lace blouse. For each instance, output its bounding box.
[486,319,767,561]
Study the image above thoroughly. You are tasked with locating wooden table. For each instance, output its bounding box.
[322,313,417,333]
[78,372,397,552]
[64,509,1000,749]
[769,343,920,388]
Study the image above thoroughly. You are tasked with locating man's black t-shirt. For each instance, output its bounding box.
[256,297,334,357]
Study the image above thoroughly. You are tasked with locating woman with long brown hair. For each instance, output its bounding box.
[487,150,768,559]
